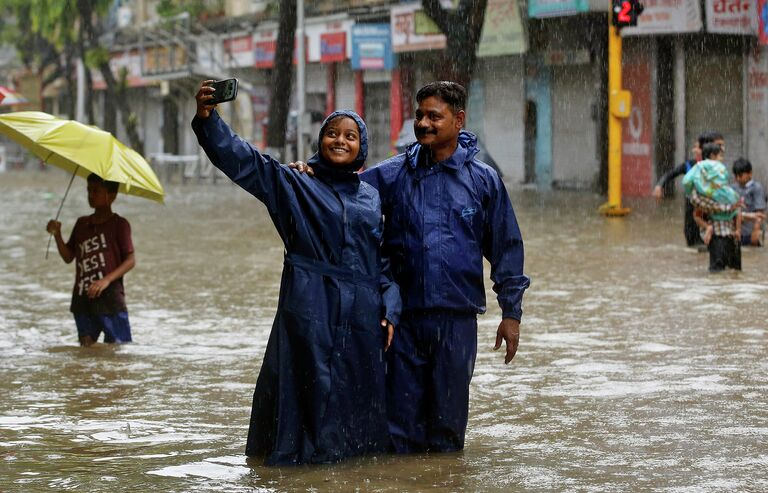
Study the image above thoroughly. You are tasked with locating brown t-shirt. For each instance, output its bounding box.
[66,213,133,314]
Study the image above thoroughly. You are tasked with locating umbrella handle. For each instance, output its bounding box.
[46,166,79,260]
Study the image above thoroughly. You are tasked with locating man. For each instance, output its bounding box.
[653,131,725,247]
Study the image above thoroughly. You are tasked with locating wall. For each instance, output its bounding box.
[685,36,745,165]
[476,56,526,184]
[746,44,768,185]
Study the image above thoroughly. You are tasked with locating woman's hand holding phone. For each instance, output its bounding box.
[195,80,217,119]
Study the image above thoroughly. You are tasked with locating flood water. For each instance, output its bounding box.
[2,168,767,492]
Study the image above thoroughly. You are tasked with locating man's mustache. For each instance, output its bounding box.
[415,128,437,136]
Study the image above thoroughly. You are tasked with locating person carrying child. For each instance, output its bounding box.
[192,81,400,466]
[45,173,136,346]
[683,142,743,272]
[653,131,725,247]
[731,158,766,247]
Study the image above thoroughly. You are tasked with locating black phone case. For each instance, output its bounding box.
[208,79,238,105]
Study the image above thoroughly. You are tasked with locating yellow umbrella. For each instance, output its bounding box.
[0,111,164,257]
[0,111,164,202]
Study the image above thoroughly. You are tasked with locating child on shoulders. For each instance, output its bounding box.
[683,143,742,272]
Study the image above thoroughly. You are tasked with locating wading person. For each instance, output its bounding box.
[653,131,725,247]
[192,81,400,465]
[684,142,743,272]
[46,174,136,347]
[731,158,765,247]
[294,81,529,453]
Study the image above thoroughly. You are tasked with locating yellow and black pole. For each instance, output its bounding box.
[600,0,642,216]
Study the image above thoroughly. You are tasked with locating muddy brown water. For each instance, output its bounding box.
[2,169,767,492]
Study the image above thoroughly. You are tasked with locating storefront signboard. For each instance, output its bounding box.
[622,0,703,35]
[351,24,394,70]
[705,0,758,34]
[223,34,254,67]
[321,32,347,63]
[391,3,447,52]
[478,0,526,56]
[528,0,589,18]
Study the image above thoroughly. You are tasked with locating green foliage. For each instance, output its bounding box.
[84,47,109,69]
[157,0,224,18]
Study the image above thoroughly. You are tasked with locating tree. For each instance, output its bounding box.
[0,0,78,116]
[77,0,145,154]
[0,0,146,152]
[421,0,489,90]
[265,0,297,157]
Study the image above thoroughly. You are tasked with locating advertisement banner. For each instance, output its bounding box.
[622,50,653,197]
[321,32,347,63]
[223,34,254,67]
[622,0,703,35]
[253,31,307,68]
[528,0,588,18]
[478,0,526,56]
[351,24,394,70]
[93,50,152,89]
[391,3,447,52]
[758,0,768,43]
[705,0,758,34]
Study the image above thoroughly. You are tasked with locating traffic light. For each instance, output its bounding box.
[612,0,644,28]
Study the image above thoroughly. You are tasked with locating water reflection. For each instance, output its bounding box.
[1,170,767,492]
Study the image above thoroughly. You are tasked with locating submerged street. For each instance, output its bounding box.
[1,169,767,492]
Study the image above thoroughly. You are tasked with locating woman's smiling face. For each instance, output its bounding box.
[319,116,361,167]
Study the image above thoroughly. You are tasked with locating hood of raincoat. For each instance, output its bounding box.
[404,129,480,168]
[307,110,368,176]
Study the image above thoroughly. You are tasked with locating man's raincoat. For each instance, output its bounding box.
[362,130,528,320]
[361,130,529,451]
[192,110,400,465]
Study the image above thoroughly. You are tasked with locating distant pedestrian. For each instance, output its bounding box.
[684,142,742,272]
[45,173,135,346]
[653,131,724,247]
[731,158,766,247]
[192,81,400,466]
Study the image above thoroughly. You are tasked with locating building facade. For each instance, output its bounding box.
[19,0,768,193]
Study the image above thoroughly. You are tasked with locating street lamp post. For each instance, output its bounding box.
[296,0,306,161]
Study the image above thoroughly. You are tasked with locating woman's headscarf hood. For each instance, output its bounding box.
[307,110,368,173]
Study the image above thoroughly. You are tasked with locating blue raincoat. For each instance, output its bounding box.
[362,130,528,320]
[192,110,401,465]
[362,130,529,452]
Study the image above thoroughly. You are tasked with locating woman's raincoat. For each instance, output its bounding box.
[192,110,400,465]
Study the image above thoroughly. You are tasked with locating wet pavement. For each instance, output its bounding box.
[1,168,767,492]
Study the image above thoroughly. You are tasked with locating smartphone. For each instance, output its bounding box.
[207,78,238,105]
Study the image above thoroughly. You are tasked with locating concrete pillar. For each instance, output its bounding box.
[673,38,686,165]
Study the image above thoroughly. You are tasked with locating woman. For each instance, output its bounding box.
[192,81,400,465]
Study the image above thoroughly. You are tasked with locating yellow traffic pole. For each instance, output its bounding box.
[600,21,631,216]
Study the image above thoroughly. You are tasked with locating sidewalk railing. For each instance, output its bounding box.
[149,152,225,183]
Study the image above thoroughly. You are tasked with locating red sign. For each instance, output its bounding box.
[254,37,307,68]
[320,32,346,63]
[621,51,653,197]
[759,0,768,43]
[224,35,253,54]
[255,40,276,68]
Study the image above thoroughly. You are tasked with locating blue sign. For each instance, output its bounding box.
[351,24,393,70]
[528,0,588,18]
